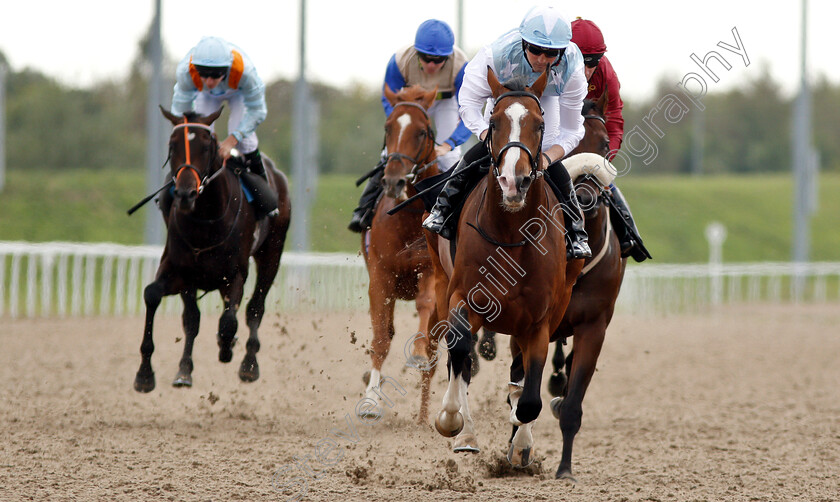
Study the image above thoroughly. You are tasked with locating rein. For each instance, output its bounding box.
[486,90,545,179]
[171,120,220,195]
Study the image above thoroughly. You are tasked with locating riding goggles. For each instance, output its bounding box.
[418,52,448,65]
[195,65,227,79]
[523,41,564,59]
[583,53,603,68]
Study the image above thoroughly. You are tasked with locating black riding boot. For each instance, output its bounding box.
[609,185,652,262]
[421,141,489,240]
[242,149,279,219]
[546,159,592,260]
[348,168,385,233]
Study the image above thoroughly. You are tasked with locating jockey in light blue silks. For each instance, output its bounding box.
[422,5,592,259]
[166,36,277,219]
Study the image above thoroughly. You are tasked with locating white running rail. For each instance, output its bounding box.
[1,241,839,319]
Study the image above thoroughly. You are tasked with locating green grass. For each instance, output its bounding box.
[1,168,838,263]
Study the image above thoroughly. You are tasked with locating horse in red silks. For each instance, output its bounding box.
[422,68,583,469]
[134,108,291,393]
[359,85,442,422]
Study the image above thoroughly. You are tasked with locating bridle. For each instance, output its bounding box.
[171,119,223,195]
[383,101,438,183]
[486,90,545,179]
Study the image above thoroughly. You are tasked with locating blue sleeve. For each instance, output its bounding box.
[381,55,405,117]
[446,63,472,147]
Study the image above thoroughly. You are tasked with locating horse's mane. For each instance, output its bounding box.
[182,111,203,122]
[396,85,433,104]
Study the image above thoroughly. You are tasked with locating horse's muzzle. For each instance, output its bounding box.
[498,174,531,211]
[382,176,407,200]
[174,188,198,212]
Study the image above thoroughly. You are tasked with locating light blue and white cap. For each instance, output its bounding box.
[518,6,573,49]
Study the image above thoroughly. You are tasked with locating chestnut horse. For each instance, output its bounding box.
[359,85,441,421]
[423,68,583,467]
[134,108,291,393]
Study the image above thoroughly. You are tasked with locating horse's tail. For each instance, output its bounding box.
[397,236,431,269]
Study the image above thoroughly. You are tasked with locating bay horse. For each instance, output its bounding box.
[133,108,291,393]
[423,68,583,466]
[359,85,441,421]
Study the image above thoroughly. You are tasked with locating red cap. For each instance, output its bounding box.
[571,18,607,54]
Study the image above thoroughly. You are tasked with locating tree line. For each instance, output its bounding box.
[2,50,837,176]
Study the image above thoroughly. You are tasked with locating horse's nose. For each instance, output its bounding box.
[519,175,532,193]
[174,188,198,201]
[382,176,406,198]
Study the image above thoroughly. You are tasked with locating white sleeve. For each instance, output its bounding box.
[457,46,494,138]
[546,67,586,155]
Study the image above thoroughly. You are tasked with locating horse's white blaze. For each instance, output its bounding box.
[499,102,528,197]
[396,113,412,146]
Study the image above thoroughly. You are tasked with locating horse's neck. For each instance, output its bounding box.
[192,170,235,220]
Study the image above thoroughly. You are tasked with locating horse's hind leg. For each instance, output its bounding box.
[553,319,606,481]
[173,290,200,387]
[548,341,568,397]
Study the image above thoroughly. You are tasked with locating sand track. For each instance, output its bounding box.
[2,304,838,501]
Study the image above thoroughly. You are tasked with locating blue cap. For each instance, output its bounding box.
[414,19,455,56]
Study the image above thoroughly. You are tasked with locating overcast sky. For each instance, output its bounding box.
[1,0,836,102]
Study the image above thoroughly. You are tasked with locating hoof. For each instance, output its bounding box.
[507,444,533,468]
[172,373,192,388]
[555,468,577,483]
[356,406,383,420]
[453,433,480,453]
[362,370,371,386]
[217,335,238,363]
[547,371,567,397]
[478,330,497,360]
[550,397,563,420]
[239,358,259,382]
[134,371,156,393]
[405,355,429,370]
[434,411,464,438]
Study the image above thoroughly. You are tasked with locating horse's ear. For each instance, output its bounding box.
[160,105,180,125]
[487,66,505,99]
[200,106,224,126]
[420,85,437,109]
[597,85,609,116]
[383,84,399,107]
[529,68,549,98]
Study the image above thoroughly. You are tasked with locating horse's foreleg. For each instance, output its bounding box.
[217,276,245,364]
[134,280,165,393]
[239,253,280,383]
[435,304,479,453]
[361,282,396,417]
[172,290,200,387]
[507,327,550,466]
[554,319,606,481]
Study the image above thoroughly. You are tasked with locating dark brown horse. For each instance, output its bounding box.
[133,108,291,393]
[423,68,583,465]
[359,85,441,421]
